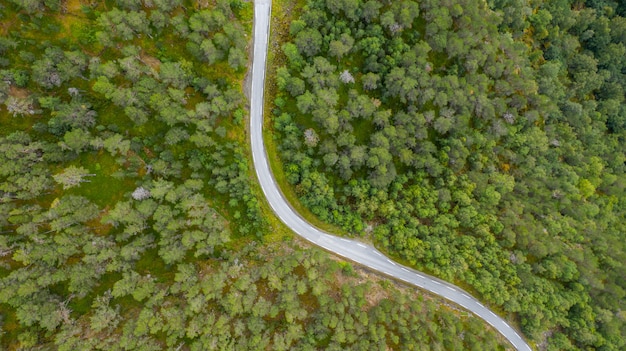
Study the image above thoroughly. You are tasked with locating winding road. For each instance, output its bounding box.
[249,1,532,350]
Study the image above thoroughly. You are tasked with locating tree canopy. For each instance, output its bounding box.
[271,0,626,349]
[0,0,512,349]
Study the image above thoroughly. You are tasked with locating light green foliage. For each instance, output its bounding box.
[102,134,131,156]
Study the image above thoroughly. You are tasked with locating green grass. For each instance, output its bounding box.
[0,303,19,347]
[66,151,135,208]
[135,248,174,281]
[0,111,38,137]
[351,117,374,145]
[69,272,122,315]
[96,104,134,133]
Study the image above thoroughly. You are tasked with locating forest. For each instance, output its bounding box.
[0,0,513,349]
[270,0,626,349]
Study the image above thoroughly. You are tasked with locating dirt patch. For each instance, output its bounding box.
[140,54,161,71]
[64,0,83,12]
[357,270,388,308]
[9,86,29,98]
[87,213,113,236]
[227,128,244,142]
[197,0,210,9]
[536,329,554,351]
[0,20,13,36]
[242,60,252,102]
[57,0,89,32]
[327,254,398,309]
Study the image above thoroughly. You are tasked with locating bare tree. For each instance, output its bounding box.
[303,128,319,147]
[5,96,36,117]
[339,70,355,84]
[53,166,95,189]
[132,186,151,201]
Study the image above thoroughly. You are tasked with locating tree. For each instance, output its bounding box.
[294,28,323,57]
[103,134,131,156]
[90,291,121,332]
[131,186,151,201]
[361,0,382,23]
[0,132,53,200]
[48,99,97,133]
[31,59,62,88]
[97,9,151,41]
[118,56,145,82]
[53,166,95,189]
[328,34,354,60]
[160,61,189,89]
[384,67,417,103]
[340,70,355,84]
[361,72,380,90]
[60,129,92,153]
[31,48,87,89]
[228,47,246,70]
[296,91,316,114]
[282,43,305,69]
[44,195,100,234]
[433,116,453,134]
[189,9,226,34]
[5,96,37,117]
[303,128,319,147]
[0,81,8,104]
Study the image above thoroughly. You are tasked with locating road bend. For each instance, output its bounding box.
[249,1,532,350]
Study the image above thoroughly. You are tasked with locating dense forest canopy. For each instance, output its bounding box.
[0,0,514,349]
[271,0,626,349]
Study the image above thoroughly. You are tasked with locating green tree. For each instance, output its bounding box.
[295,28,323,57]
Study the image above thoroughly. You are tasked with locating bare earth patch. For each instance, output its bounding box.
[140,54,161,71]
[64,0,83,12]
[9,86,29,99]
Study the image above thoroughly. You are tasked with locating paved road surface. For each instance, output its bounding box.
[249,1,532,350]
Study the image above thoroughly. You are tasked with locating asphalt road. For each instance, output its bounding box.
[249,1,532,350]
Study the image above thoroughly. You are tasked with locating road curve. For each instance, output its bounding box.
[249,1,532,350]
